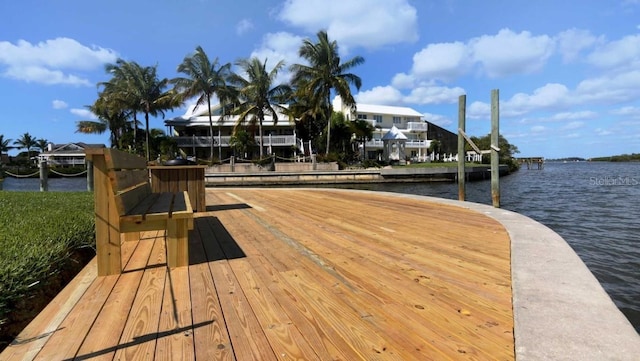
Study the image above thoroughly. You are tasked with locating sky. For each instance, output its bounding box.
[1,0,639,159]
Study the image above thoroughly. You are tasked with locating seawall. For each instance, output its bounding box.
[204,165,509,186]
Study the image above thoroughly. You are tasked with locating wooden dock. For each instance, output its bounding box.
[1,188,514,360]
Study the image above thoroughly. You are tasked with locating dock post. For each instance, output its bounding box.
[457,94,466,201]
[86,160,94,192]
[491,89,500,208]
[39,159,48,192]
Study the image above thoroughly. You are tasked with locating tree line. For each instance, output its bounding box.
[77,30,366,163]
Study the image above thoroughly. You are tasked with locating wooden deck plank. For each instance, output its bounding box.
[72,272,142,361]
[32,274,119,361]
[154,267,194,361]
[1,188,515,361]
[196,216,277,361]
[188,217,235,361]
[209,204,371,361]
[229,258,324,360]
[0,258,97,361]
[112,237,167,361]
[73,237,162,361]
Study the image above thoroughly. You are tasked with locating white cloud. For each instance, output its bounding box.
[562,121,585,130]
[556,28,600,63]
[0,37,118,85]
[468,101,491,119]
[70,108,95,119]
[575,69,640,103]
[278,0,418,50]
[531,125,546,133]
[410,42,471,82]
[404,84,465,105]
[236,19,254,35]
[470,29,555,78]
[549,111,597,121]
[249,32,304,84]
[502,83,571,116]
[52,99,68,109]
[586,34,640,70]
[423,112,453,127]
[356,86,403,105]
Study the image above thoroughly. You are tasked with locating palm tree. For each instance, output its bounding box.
[290,30,364,155]
[351,118,375,160]
[13,132,37,163]
[230,57,292,159]
[76,96,130,148]
[101,60,178,160]
[172,46,234,162]
[0,135,12,158]
[36,138,49,154]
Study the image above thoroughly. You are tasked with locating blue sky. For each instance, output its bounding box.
[1,0,639,159]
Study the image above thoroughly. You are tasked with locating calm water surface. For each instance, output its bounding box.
[2,162,639,331]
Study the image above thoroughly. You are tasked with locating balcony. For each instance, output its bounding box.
[364,139,430,148]
[174,135,298,148]
[407,122,428,132]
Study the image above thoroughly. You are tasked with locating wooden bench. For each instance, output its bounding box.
[86,148,194,276]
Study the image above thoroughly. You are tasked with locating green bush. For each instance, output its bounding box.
[0,192,95,328]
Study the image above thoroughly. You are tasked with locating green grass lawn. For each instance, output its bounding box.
[0,191,95,341]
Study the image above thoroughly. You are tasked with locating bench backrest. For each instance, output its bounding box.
[86,148,151,216]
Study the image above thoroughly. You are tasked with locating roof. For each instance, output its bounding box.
[382,126,408,140]
[356,103,424,117]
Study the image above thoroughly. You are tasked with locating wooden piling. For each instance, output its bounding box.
[39,160,48,192]
[491,89,500,208]
[457,94,466,201]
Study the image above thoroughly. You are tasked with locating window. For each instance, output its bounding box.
[357,114,368,119]
[373,115,382,124]
[393,116,401,124]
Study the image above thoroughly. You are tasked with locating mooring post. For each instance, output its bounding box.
[86,160,94,192]
[491,89,500,208]
[457,94,466,201]
[39,159,48,192]
[230,156,235,172]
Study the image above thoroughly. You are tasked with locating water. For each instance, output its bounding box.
[0,177,89,191]
[2,162,639,331]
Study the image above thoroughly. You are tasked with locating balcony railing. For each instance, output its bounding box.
[407,122,428,132]
[364,139,430,148]
[174,135,297,148]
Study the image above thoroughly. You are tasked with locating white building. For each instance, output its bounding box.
[165,98,456,162]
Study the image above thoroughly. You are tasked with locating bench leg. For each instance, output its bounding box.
[166,219,189,268]
[96,222,122,276]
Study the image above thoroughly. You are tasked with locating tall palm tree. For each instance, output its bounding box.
[290,30,364,155]
[172,46,234,162]
[0,135,12,158]
[76,97,129,148]
[13,132,37,162]
[101,60,178,161]
[36,138,49,153]
[351,118,375,160]
[230,57,292,159]
[285,84,325,154]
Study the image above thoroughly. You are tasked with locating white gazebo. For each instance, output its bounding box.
[382,126,407,165]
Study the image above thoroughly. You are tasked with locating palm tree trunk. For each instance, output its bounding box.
[325,92,331,155]
[207,94,215,163]
[145,113,150,161]
[259,119,264,159]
